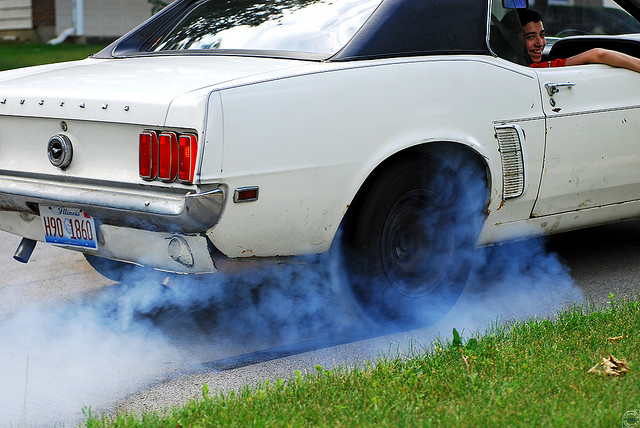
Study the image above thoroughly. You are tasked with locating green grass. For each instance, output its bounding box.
[0,42,106,71]
[84,296,639,427]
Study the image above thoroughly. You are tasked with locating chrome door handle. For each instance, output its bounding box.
[545,82,576,96]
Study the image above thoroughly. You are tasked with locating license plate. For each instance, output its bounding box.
[40,205,98,249]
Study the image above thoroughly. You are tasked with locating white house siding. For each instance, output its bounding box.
[0,0,32,31]
[55,0,158,38]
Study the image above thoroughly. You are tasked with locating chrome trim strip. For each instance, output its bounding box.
[486,0,493,56]
[0,174,224,233]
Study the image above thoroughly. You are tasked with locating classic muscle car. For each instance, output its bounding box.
[2,0,640,322]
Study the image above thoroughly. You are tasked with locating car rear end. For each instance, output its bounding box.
[0,58,222,273]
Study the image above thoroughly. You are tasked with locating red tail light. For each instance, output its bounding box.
[158,132,179,182]
[178,134,198,183]
[140,130,198,184]
[139,131,158,180]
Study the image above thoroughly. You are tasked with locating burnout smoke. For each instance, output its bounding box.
[347,149,584,331]
[0,246,366,426]
[0,164,583,425]
[401,153,584,333]
[0,294,197,425]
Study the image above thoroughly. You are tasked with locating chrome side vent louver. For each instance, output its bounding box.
[495,125,525,199]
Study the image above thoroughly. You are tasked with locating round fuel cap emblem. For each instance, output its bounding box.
[47,134,73,169]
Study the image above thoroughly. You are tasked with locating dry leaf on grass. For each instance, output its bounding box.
[587,355,631,376]
[460,350,470,375]
[607,335,627,342]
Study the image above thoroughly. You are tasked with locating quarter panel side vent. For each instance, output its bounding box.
[495,125,525,199]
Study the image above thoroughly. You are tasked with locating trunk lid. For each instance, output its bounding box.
[0,55,306,125]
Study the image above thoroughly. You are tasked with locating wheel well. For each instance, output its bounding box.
[342,142,490,247]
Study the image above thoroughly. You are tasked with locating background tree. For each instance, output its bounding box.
[149,0,169,14]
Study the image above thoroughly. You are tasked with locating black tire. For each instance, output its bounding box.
[343,154,483,326]
[84,254,149,283]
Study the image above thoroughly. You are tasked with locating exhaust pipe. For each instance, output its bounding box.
[13,238,37,263]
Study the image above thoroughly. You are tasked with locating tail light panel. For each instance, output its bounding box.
[139,130,198,184]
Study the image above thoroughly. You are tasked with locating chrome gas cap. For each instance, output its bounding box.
[47,134,73,169]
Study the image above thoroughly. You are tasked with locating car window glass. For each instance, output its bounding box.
[489,0,640,65]
[532,0,640,38]
[149,0,382,54]
[489,0,532,65]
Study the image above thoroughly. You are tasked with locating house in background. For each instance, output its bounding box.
[0,0,52,42]
[0,0,171,43]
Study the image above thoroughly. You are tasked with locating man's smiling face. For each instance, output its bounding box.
[523,20,546,63]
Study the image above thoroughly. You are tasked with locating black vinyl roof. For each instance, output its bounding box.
[333,0,491,60]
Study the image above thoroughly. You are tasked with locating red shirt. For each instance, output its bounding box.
[530,58,567,68]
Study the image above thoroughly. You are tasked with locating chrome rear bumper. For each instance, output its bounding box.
[0,173,224,233]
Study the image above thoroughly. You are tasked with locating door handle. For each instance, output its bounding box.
[545,82,576,96]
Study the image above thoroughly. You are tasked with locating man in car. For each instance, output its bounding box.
[511,8,640,72]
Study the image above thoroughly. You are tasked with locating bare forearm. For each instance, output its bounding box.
[566,48,640,73]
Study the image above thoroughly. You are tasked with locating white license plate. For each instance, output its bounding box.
[40,205,98,249]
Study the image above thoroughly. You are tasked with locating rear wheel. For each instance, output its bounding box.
[343,154,483,326]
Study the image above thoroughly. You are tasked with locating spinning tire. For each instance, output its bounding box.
[343,155,480,326]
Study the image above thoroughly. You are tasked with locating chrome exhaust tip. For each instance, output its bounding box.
[13,238,37,263]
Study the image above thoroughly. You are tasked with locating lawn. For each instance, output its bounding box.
[85,296,639,427]
[0,42,106,71]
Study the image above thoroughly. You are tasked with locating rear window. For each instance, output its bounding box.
[148,0,382,55]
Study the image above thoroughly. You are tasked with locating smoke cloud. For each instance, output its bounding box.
[0,163,583,425]
[0,286,198,425]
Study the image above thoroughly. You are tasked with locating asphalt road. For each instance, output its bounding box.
[0,221,638,425]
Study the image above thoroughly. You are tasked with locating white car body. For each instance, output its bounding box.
[2,0,640,288]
